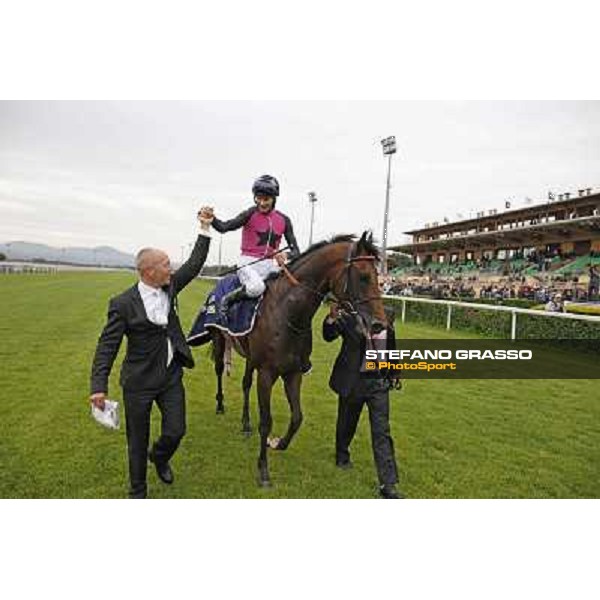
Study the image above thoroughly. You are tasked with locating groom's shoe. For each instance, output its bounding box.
[148,448,174,485]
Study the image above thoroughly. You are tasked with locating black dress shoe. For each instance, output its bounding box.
[148,449,174,485]
[129,490,147,499]
[379,484,404,499]
[129,482,147,499]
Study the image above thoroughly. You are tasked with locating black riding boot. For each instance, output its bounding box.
[220,285,247,316]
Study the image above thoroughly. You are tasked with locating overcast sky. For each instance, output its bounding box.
[1,101,599,265]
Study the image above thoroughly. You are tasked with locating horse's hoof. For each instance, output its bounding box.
[241,428,252,437]
[216,406,225,415]
[258,477,272,488]
[275,440,288,451]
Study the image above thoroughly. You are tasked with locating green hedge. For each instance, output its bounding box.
[386,298,600,353]
[451,305,512,338]
[460,297,539,309]
[516,312,600,353]
[399,300,447,329]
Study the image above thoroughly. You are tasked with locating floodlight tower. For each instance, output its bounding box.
[380,135,397,275]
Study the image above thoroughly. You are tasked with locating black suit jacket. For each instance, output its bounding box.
[323,312,397,398]
[90,234,210,394]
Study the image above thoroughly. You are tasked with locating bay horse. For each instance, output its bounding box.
[208,232,386,487]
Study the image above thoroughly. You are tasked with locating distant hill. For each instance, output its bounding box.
[0,241,135,267]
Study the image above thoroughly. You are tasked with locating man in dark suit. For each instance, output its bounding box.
[90,211,212,498]
[323,303,402,499]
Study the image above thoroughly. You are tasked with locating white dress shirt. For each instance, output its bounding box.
[138,280,173,366]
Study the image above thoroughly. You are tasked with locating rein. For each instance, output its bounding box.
[280,263,300,286]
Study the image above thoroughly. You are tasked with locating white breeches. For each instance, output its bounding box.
[238,255,281,297]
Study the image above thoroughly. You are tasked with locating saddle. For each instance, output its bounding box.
[187,274,264,346]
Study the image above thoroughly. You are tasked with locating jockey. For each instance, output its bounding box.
[200,174,301,314]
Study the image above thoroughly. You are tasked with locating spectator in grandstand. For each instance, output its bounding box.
[545,293,564,313]
[588,265,599,301]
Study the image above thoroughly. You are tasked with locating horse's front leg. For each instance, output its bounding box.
[273,371,303,451]
[256,368,276,487]
[213,334,226,414]
[241,361,254,436]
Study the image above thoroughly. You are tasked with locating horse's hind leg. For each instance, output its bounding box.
[256,368,276,487]
[274,371,303,451]
[241,361,254,436]
[213,333,226,414]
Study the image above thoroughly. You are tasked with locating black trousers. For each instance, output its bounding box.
[123,362,186,498]
[336,382,398,486]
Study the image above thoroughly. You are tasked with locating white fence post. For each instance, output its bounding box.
[447,304,452,330]
[511,310,517,340]
[401,299,406,323]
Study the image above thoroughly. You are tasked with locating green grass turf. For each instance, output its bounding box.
[0,272,599,498]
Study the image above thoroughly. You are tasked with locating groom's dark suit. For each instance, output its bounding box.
[91,234,210,497]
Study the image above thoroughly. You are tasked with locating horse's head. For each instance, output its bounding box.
[330,231,387,335]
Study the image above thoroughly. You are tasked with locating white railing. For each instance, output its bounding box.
[382,294,599,340]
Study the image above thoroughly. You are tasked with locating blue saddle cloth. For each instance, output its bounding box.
[187,274,262,346]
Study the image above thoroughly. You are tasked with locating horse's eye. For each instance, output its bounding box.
[359,273,371,286]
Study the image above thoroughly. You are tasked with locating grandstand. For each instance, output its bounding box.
[386,187,600,303]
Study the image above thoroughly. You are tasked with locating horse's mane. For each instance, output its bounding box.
[289,233,380,271]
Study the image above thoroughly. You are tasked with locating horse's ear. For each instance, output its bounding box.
[358,231,367,245]
[366,230,373,244]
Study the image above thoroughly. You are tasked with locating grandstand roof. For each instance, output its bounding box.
[391,215,600,254]
[402,190,600,236]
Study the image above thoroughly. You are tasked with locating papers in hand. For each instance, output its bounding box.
[91,399,120,430]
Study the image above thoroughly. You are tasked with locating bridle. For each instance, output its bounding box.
[284,240,381,333]
[332,242,380,315]
[285,241,379,307]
